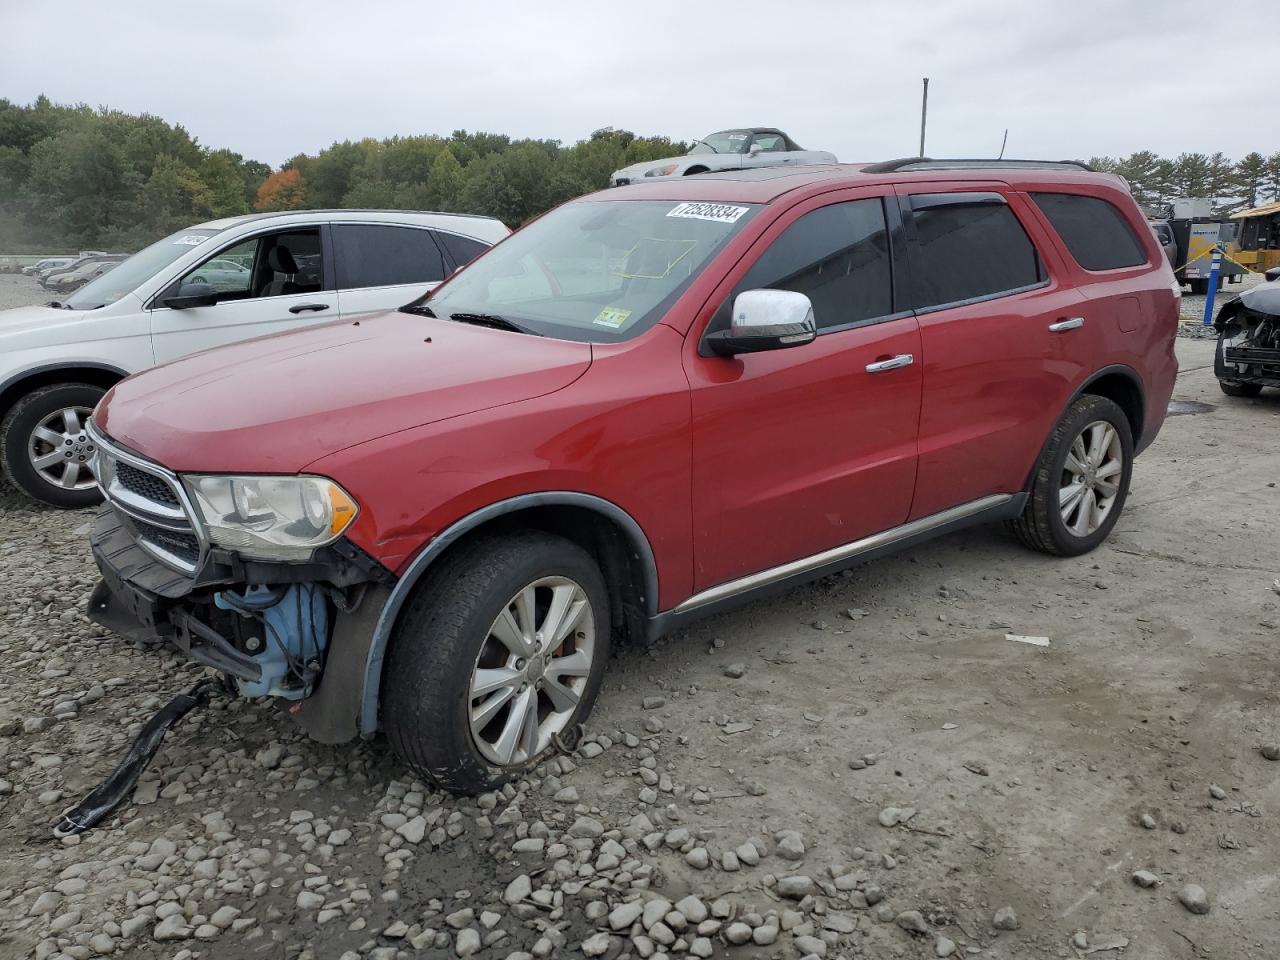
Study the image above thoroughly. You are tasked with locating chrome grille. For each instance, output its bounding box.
[89,422,205,575]
[115,460,181,507]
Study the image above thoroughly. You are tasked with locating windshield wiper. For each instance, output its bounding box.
[446,312,541,336]
[399,302,437,318]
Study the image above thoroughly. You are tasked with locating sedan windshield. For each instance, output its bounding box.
[688,131,752,155]
[417,200,759,342]
[63,229,219,309]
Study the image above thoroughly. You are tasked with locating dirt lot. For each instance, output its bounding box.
[0,271,1278,960]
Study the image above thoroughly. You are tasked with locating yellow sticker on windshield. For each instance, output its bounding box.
[593,306,632,329]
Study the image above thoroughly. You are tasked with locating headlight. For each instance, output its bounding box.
[185,475,359,561]
[644,164,679,178]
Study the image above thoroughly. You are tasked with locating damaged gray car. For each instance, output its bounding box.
[1214,275,1280,397]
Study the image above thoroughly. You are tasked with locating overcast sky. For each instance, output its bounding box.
[1,0,1269,168]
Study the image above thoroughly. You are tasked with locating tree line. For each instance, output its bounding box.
[1088,150,1280,214]
[2,96,1278,253]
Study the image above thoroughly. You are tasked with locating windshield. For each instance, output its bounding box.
[688,131,752,156]
[418,200,759,342]
[64,229,220,309]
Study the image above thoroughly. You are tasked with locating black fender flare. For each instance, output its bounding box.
[356,491,659,737]
[0,361,130,416]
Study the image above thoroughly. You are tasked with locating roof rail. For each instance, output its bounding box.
[862,157,1095,173]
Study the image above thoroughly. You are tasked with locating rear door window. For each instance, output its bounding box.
[714,198,895,332]
[1031,192,1149,271]
[435,231,490,269]
[908,194,1044,309]
[333,224,447,290]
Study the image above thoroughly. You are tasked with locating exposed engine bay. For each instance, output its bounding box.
[1215,282,1280,389]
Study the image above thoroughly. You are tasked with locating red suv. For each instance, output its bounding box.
[87,160,1178,792]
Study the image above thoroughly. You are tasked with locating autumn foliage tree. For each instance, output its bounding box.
[254,168,306,212]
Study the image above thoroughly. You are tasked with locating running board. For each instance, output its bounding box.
[652,493,1023,635]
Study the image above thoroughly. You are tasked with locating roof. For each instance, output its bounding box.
[191,208,508,233]
[1231,199,1280,220]
[586,161,1129,205]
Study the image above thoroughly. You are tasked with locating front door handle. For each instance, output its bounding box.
[289,302,330,314]
[1048,316,1085,332]
[865,354,915,373]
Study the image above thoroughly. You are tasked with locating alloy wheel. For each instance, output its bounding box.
[1059,419,1123,537]
[27,406,98,491]
[468,576,595,767]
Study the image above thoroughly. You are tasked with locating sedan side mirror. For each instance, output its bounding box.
[1266,266,1280,283]
[704,289,817,356]
[162,282,219,310]
[748,143,763,156]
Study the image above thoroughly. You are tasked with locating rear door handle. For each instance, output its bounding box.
[289,302,330,314]
[865,354,914,373]
[1048,316,1084,332]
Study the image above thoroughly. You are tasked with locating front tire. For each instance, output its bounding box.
[1,383,106,509]
[1219,379,1263,398]
[382,531,611,794]
[1008,395,1133,557]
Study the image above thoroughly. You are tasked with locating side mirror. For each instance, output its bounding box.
[162,282,218,310]
[1266,266,1280,283]
[704,289,817,356]
[748,143,763,156]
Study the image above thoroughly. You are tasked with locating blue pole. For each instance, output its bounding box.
[1202,246,1222,326]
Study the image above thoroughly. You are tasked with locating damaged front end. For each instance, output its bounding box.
[1215,283,1280,390]
[86,424,393,744]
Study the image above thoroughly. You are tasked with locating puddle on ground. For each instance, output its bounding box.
[1167,400,1216,416]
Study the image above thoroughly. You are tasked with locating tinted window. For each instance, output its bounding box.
[333,224,446,289]
[910,195,1043,308]
[436,231,490,268]
[1032,192,1148,271]
[716,199,893,332]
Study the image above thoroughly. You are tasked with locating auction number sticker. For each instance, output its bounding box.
[666,202,749,224]
[593,306,632,329]
[173,235,209,246]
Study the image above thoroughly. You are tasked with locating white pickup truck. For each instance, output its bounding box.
[0,209,508,507]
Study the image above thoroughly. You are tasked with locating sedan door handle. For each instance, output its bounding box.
[288,302,330,314]
[865,354,915,373]
[1048,316,1085,332]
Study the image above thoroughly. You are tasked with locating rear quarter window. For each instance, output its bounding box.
[1031,192,1149,271]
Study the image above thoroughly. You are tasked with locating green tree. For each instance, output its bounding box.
[1234,152,1268,208]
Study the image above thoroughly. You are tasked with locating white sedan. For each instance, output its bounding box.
[610,128,836,186]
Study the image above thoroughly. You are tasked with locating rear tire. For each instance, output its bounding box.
[1,383,106,509]
[1007,395,1133,557]
[1219,380,1263,398]
[382,531,611,794]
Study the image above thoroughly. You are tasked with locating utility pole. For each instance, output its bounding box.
[918,78,929,157]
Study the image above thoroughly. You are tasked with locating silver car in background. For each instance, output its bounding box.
[610,128,837,185]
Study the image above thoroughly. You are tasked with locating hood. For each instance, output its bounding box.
[1239,282,1280,316]
[0,301,135,349]
[97,311,593,473]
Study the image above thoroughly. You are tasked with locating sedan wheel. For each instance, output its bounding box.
[28,405,99,492]
[468,576,595,767]
[1,383,107,508]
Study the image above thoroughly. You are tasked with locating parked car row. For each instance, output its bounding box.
[20,158,1177,794]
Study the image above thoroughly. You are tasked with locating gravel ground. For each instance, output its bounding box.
[1178,271,1267,331]
[0,273,54,310]
[2,271,1279,960]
